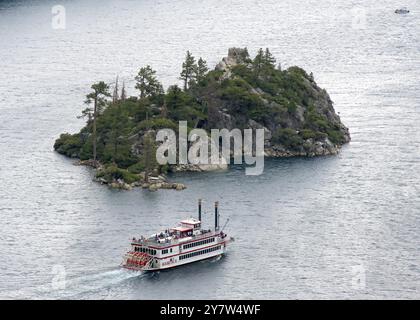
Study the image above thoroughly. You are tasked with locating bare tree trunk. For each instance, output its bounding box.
[93,97,97,165]
[144,134,150,183]
[113,136,118,162]
[140,75,145,99]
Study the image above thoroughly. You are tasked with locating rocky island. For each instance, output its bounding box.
[54,48,350,191]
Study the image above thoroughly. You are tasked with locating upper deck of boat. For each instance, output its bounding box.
[131,230,219,248]
[130,218,220,248]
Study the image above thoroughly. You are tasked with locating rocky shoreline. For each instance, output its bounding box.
[264,138,344,157]
[75,160,187,191]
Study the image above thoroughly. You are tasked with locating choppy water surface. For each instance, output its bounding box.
[0,0,419,299]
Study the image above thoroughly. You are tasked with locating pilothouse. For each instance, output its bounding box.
[121,200,233,271]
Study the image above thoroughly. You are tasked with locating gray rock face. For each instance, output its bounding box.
[215,47,251,80]
[216,47,250,72]
[171,161,228,173]
[265,138,340,158]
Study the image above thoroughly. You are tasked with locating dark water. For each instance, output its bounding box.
[0,0,419,299]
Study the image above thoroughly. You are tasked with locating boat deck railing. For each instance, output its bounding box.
[131,229,219,247]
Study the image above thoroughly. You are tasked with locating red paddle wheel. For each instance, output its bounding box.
[123,251,152,270]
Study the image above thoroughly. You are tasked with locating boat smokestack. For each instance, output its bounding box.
[215,201,219,231]
[198,199,202,221]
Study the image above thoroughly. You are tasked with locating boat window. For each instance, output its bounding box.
[183,237,216,249]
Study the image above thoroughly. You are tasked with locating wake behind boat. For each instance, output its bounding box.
[121,200,233,271]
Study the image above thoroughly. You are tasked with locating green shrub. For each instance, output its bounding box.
[159,164,169,174]
[54,133,83,157]
[231,64,253,80]
[221,78,263,117]
[305,107,330,131]
[272,128,303,150]
[79,139,93,160]
[127,162,145,174]
[327,129,345,145]
[137,118,178,131]
[300,129,316,140]
[300,129,328,141]
[96,165,139,184]
[287,101,297,114]
[287,66,309,79]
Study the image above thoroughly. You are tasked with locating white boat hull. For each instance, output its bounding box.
[122,237,232,272]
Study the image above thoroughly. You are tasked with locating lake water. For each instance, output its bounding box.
[0,0,419,299]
